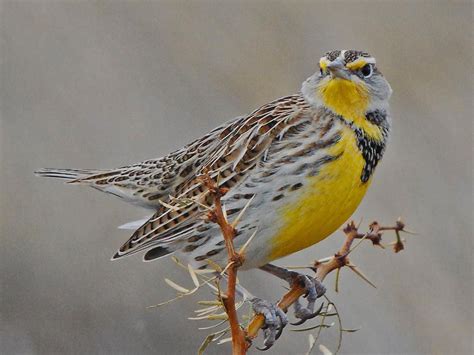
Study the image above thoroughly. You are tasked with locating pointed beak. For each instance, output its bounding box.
[327,58,350,80]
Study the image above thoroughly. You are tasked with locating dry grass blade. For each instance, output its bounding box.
[220,260,236,276]
[198,300,222,306]
[205,282,220,293]
[341,328,361,333]
[189,312,228,321]
[194,268,217,275]
[194,305,221,316]
[205,259,223,273]
[198,319,228,330]
[164,278,191,293]
[188,264,200,288]
[158,199,182,211]
[198,333,216,355]
[167,195,195,208]
[147,294,187,308]
[306,334,316,355]
[292,322,335,332]
[217,336,233,345]
[319,344,333,355]
[198,328,229,355]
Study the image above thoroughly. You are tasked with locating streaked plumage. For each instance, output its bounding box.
[36,50,392,271]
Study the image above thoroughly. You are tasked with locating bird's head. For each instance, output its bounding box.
[302,50,392,138]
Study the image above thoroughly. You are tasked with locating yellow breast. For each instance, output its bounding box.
[269,126,370,260]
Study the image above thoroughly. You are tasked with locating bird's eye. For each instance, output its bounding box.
[360,64,373,78]
[319,66,324,76]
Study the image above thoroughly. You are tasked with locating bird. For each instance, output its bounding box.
[36,49,392,348]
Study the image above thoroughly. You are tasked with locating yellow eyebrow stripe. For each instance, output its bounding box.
[345,59,368,71]
[319,58,329,71]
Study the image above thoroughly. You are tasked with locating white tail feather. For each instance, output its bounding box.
[118,217,152,230]
[34,168,104,181]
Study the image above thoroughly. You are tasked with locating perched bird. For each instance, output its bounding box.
[36,50,392,348]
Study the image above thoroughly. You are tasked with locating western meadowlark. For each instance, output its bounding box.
[36,50,392,347]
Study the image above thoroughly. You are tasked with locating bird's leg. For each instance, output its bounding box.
[259,263,326,326]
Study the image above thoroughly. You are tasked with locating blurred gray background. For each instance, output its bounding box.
[1,1,472,354]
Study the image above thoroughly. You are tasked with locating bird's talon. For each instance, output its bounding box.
[290,302,324,325]
[275,322,285,340]
[251,297,287,350]
[289,274,325,325]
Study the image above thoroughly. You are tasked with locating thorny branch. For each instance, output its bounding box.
[245,218,410,345]
[200,174,249,354]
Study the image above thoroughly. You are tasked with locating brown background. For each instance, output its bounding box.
[1,1,472,354]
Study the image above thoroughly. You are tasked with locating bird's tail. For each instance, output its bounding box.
[34,168,107,182]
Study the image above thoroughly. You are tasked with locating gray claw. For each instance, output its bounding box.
[290,302,324,326]
[291,275,326,325]
[251,298,288,350]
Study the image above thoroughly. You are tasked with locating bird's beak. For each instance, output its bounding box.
[327,59,350,80]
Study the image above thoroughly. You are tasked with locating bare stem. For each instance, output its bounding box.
[201,174,248,354]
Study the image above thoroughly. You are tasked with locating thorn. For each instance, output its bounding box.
[335,268,341,293]
[395,219,405,230]
[231,194,255,228]
[388,238,406,245]
[222,204,228,222]
[346,264,377,289]
[401,229,418,235]
[238,228,258,255]
[315,256,333,263]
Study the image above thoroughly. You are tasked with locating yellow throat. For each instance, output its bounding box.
[318,78,381,140]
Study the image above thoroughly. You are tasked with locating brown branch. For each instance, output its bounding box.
[200,174,249,354]
[246,219,408,341]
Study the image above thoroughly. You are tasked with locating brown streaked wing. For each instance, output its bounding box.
[112,94,311,259]
[66,116,246,208]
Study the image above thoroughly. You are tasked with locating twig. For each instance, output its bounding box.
[246,218,409,341]
[200,174,248,354]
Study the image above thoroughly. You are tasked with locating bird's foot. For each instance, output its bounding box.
[259,264,326,325]
[250,298,288,351]
[289,273,326,325]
